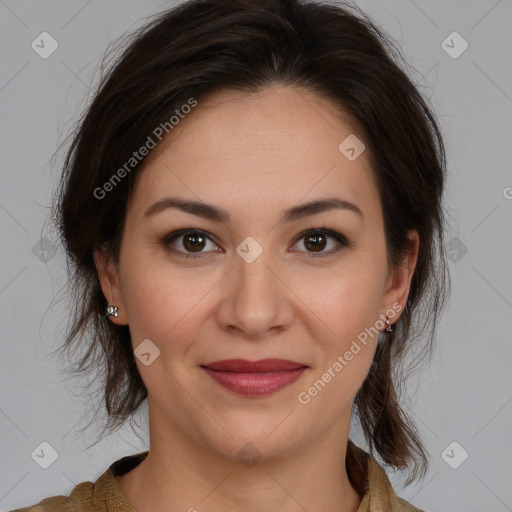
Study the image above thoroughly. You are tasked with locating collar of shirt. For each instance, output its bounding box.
[92,439,424,512]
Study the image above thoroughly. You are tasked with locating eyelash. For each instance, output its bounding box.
[159,227,350,260]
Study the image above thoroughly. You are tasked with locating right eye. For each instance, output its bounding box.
[160,229,222,259]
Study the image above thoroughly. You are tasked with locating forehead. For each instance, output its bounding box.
[129,85,380,224]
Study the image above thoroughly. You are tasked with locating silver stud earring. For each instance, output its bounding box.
[106,305,119,318]
[384,315,393,333]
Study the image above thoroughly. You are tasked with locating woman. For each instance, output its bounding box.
[12,0,450,510]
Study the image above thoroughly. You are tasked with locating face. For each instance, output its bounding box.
[95,84,418,461]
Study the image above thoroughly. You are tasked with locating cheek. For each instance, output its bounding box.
[287,260,382,397]
[119,252,218,351]
[294,275,381,413]
[291,259,384,343]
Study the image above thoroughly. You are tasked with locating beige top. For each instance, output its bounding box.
[10,440,424,511]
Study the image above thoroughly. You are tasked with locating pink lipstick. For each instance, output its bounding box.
[201,358,308,396]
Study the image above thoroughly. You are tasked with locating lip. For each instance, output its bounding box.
[202,358,306,372]
[201,358,308,397]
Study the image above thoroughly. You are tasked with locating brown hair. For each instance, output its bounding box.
[50,0,451,485]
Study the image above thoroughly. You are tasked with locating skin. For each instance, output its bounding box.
[94,84,419,512]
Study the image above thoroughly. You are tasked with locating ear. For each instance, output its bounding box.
[93,248,128,325]
[380,230,419,321]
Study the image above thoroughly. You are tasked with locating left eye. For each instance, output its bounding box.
[291,228,348,257]
[161,228,349,259]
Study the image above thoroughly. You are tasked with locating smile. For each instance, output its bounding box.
[200,358,308,397]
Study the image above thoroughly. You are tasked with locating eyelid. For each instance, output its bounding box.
[160,228,220,259]
[160,227,350,259]
[290,227,350,257]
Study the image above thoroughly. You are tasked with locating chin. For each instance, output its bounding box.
[207,433,296,465]
[194,411,309,464]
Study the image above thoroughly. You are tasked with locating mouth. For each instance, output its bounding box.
[200,358,308,397]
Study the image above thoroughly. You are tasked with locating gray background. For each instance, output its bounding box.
[1,0,511,511]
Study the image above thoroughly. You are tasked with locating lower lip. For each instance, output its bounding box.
[201,367,307,396]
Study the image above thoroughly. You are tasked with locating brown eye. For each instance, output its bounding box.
[181,232,207,252]
[303,232,328,252]
[162,229,220,259]
[292,228,349,257]
[160,227,349,261]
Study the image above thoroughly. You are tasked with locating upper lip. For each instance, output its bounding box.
[201,358,307,373]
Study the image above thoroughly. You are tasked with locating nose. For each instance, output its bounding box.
[215,248,295,340]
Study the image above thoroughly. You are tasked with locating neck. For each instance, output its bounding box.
[116,410,362,512]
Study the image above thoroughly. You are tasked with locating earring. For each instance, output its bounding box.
[384,315,393,333]
[106,305,119,318]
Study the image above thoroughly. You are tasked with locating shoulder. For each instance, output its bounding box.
[397,495,427,512]
[8,481,95,512]
[8,450,148,512]
[346,440,428,512]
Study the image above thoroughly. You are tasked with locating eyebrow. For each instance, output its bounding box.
[144,196,363,222]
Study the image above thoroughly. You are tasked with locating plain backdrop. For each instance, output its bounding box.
[1,1,511,511]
